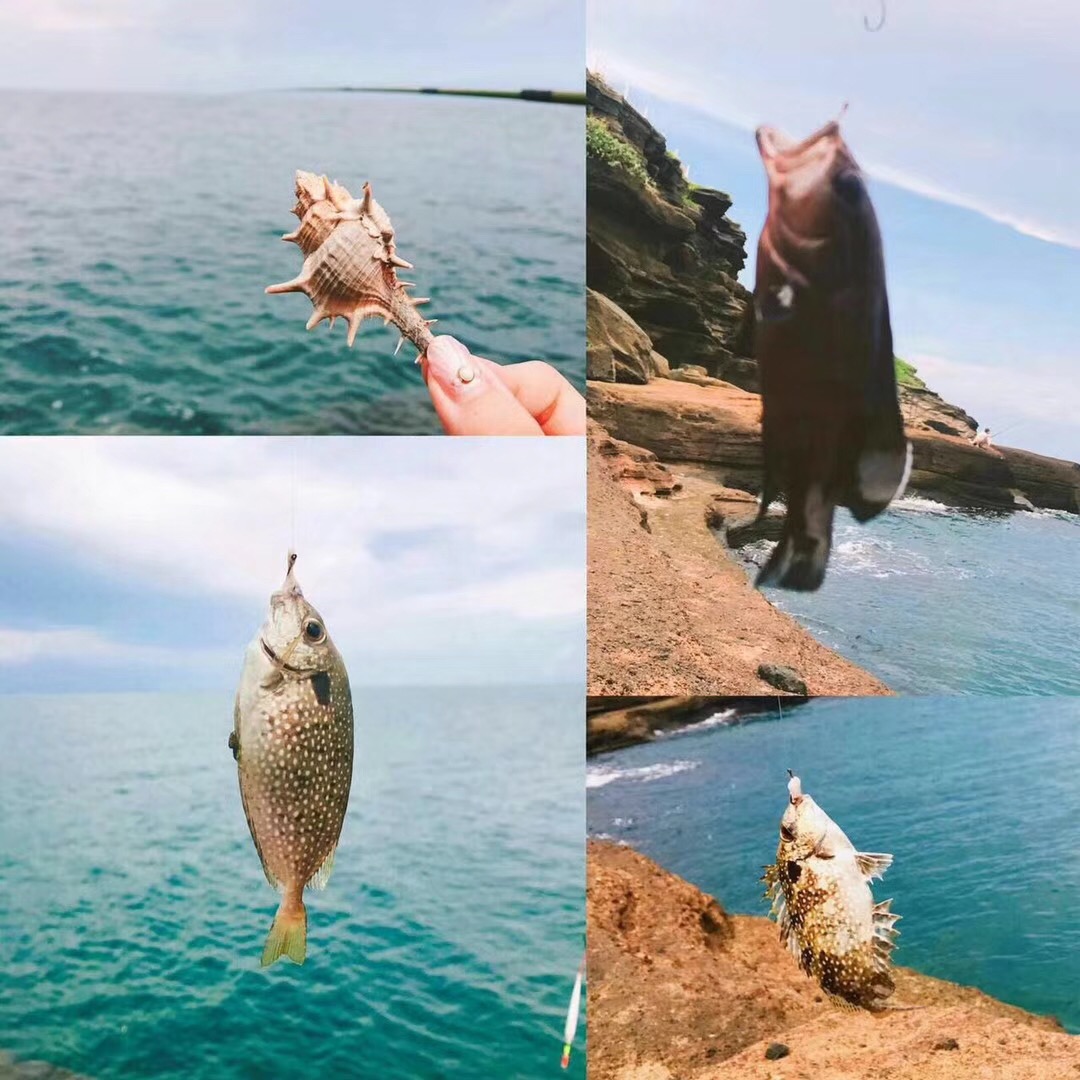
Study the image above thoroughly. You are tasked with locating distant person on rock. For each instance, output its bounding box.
[972,427,993,449]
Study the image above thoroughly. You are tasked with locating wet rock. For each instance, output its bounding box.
[757,663,808,695]
[765,1043,791,1060]
[726,514,784,548]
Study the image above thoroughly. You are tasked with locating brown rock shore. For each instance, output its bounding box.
[588,840,1080,1080]
[587,422,891,697]
[590,378,1080,515]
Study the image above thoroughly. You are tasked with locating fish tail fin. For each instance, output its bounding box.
[261,895,307,967]
[756,485,834,592]
[848,439,912,522]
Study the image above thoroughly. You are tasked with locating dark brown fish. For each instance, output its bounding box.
[231,551,354,966]
[753,119,911,590]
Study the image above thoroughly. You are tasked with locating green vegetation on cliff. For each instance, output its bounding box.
[895,357,927,389]
[586,115,653,189]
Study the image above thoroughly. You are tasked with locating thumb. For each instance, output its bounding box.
[422,336,543,436]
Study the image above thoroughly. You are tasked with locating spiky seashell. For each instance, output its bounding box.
[267,171,435,352]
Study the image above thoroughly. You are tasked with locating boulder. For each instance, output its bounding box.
[586,288,655,384]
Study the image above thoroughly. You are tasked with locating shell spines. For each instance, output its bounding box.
[266,171,434,354]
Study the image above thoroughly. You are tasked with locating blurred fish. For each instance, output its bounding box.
[763,772,899,1009]
[230,551,354,966]
[753,118,911,590]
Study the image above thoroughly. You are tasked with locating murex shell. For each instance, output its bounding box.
[266,171,435,354]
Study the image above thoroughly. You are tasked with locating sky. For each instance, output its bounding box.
[0,0,582,92]
[588,0,1080,461]
[0,438,584,693]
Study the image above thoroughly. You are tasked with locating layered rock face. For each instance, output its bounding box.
[587,73,756,387]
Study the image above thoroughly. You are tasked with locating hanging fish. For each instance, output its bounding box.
[762,772,899,1009]
[230,551,354,966]
[266,171,436,355]
[752,118,911,590]
[561,953,585,1068]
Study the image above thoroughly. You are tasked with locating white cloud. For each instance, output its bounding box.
[401,566,584,622]
[588,0,1080,249]
[0,626,216,668]
[0,437,584,681]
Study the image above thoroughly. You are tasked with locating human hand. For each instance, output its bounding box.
[421,336,586,436]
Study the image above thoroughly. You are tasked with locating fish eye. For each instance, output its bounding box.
[303,619,325,644]
[832,170,863,206]
[780,825,796,842]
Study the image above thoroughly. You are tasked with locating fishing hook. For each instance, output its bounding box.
[864,0,886,32]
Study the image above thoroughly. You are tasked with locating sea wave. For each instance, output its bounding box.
[586,760,700,789]
[892,495,955,515]
[653,708,739,738]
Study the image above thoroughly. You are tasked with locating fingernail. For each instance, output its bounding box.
[424,336,484,397]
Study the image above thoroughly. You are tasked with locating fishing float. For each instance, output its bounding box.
[561,953,585,1069]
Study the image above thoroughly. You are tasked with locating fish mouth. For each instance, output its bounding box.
[260,637,306,675]
[756,119,842,162]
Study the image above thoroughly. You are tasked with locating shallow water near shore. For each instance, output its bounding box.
[587,695,1080,1033]
[0,686,585,1079]
[734,497,1080,694]
[0,91,583,435]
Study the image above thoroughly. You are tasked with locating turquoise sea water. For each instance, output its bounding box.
[736,497,1080,694]
[0,686,584,1079]
[0,91,583,435]
[587,696,1080,1032]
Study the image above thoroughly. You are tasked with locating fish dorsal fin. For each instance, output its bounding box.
[308,844,337,890]
[856,851,893,881]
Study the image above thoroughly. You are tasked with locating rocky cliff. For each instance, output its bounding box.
[587,73,755,387]
[585,70,1080,515]
[588,840,1080,1080]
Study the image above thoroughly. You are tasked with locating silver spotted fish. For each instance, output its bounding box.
[229,551,354,966]
[762,772,899,1009]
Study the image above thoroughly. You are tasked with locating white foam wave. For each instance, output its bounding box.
[586,759,700,789]
[653,707,739,738]
[892,496,955,515]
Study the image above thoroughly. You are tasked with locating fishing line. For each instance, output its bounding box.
[289,440,299,554]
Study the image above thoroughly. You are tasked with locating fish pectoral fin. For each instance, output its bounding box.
[228,731,239,761]
[310,670,332,707]
[848,440,912,522]
[871,898,901,973]
[856,851,894,881]
[308,845,337,891]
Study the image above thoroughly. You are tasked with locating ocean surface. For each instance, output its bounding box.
[0,91,583,435]
[587,696,1080,1033]
[734,496,1080,694]
[0,686,585,1079]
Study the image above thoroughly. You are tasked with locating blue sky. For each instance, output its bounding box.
[0,0,582,91]
[589,0,1080,462]
[0,438,584,693]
